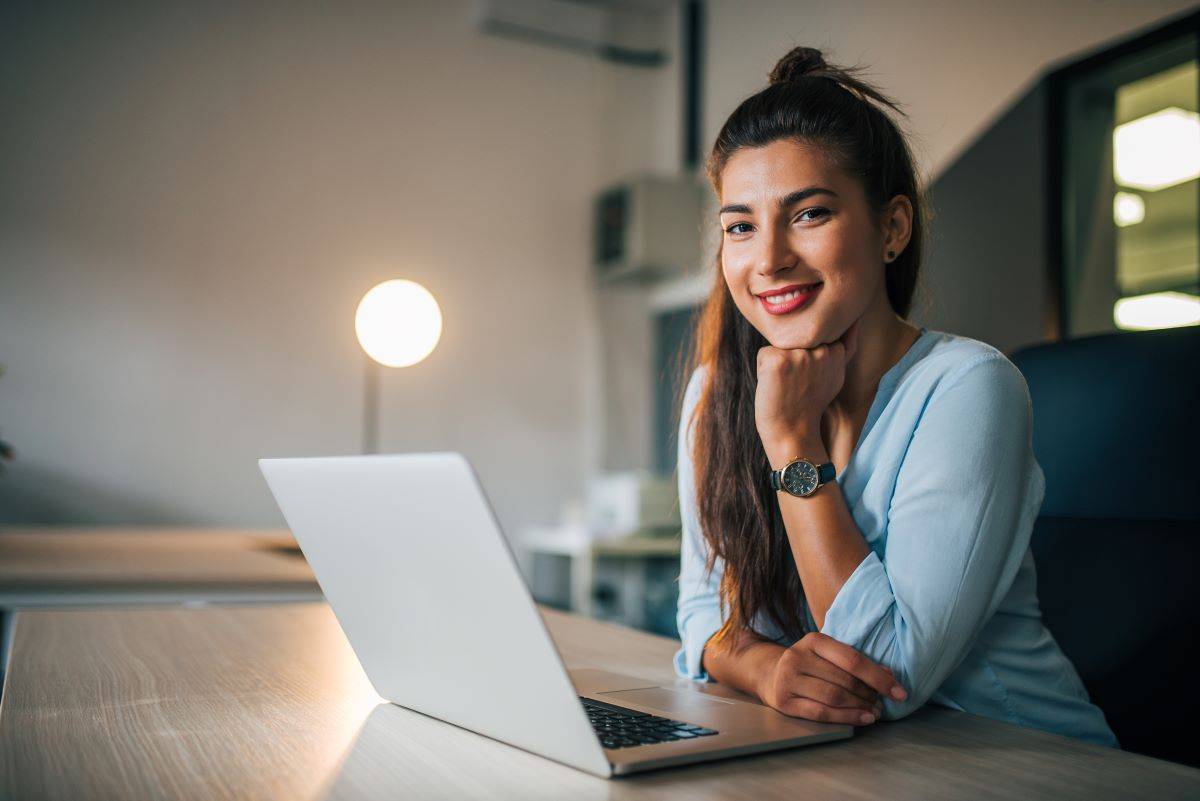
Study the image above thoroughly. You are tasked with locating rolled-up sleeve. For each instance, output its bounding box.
[673,366,726,682]
[819,354,1044,719]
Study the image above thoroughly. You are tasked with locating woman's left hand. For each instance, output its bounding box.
[755,319,860,462]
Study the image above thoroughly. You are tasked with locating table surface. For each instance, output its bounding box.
[2,602,1197,800]
[0,527,320,605]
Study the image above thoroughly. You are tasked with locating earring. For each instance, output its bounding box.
[886,250,896,262]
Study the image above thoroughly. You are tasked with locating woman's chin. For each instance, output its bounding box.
[763,322,826,350]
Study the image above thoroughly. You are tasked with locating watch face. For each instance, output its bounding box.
[782,460,819,496]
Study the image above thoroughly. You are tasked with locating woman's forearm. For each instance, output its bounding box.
[700,626,784,701]
[765,434,870,629]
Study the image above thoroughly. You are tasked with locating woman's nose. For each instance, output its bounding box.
[754,223,796,277]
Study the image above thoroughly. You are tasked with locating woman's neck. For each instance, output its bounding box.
[829,308,922,424]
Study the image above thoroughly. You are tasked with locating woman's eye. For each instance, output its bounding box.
[725,209,827,235]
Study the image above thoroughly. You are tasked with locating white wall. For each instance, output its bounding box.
[589,1,684,473]
[0,0,611,534]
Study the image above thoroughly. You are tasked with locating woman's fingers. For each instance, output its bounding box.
[778,693,881,726]
[784,674,878,712]
[806,632,908,701]
[783,649,879,704]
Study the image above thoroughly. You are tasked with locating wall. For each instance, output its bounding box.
[591,1,685,473]
[0,0,608,534]
[921,83,1053,354]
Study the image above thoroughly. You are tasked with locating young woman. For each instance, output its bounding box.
[672,46,1118,748]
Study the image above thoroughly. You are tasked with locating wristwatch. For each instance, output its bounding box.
[769,458,837,498]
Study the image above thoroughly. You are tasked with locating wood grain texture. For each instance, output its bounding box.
[0,527,318,604]
[2,603,1198,800]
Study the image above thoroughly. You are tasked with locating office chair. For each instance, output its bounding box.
[1010,325,1200,767]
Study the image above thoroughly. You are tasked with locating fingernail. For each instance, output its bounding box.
[889,685,907,701]
[859,712,876,724]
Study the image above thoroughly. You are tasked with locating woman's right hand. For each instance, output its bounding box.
[755,632,906,725]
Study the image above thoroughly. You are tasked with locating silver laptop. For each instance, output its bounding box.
[258,452,852,778]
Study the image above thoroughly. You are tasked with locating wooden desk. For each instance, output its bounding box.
[0,527,321,607]
[1,603,1196,800]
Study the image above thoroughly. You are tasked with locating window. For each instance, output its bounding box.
[1055,23,1199,337]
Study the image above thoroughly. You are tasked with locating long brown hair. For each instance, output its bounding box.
[677,46,930,656]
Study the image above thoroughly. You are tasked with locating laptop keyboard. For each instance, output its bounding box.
[580,696,719,750]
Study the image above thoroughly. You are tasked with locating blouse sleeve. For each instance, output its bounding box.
[672,366,726,682]
[817,353,1045,719]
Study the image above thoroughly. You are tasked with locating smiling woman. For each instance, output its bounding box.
[672,45,1120,748]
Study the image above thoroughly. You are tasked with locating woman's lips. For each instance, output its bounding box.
[758,282,822,315]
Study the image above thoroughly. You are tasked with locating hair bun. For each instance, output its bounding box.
[768,46,828,85]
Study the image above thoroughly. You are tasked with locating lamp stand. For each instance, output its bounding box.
[362,355,381,455]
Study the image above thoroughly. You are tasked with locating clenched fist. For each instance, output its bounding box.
[755,318,860,455]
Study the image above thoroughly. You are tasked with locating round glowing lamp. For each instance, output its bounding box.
[355,279,442,367]
[354,279,442,452]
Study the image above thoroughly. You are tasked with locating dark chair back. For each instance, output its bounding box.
[1010,326,1200,766]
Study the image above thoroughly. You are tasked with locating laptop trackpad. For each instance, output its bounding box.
[598,687,734,717]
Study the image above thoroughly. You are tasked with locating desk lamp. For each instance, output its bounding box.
[354,279,442,454]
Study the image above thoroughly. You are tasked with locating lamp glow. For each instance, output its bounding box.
[1113,107,1200,191]
[1113,192,1145,227]
[355,279,442,367]
[1113,291,1200,331]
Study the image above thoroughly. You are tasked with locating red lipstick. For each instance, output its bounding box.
[756,282,822,315]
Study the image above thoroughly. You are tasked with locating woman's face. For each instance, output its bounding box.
[718,138,892,350]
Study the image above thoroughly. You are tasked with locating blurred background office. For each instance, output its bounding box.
[1,0,1197,760]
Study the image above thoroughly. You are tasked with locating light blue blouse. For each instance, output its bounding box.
[673,326,1119,748]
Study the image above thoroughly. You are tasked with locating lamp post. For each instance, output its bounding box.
[354,279,443,454]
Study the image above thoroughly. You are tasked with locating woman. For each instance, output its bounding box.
[672,45,1118,748]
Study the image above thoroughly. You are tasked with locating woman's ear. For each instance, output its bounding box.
[882,195,913,261]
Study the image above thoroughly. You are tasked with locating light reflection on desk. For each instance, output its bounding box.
[318,702,613,801]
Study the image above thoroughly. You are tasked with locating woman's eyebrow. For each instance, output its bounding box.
[718,186,839,215]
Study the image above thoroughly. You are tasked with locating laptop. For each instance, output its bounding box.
[258,452,852,778]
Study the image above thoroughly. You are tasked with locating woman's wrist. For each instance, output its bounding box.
[704,632,786,702]
[745,640,786,702]
[766,434,829,471]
